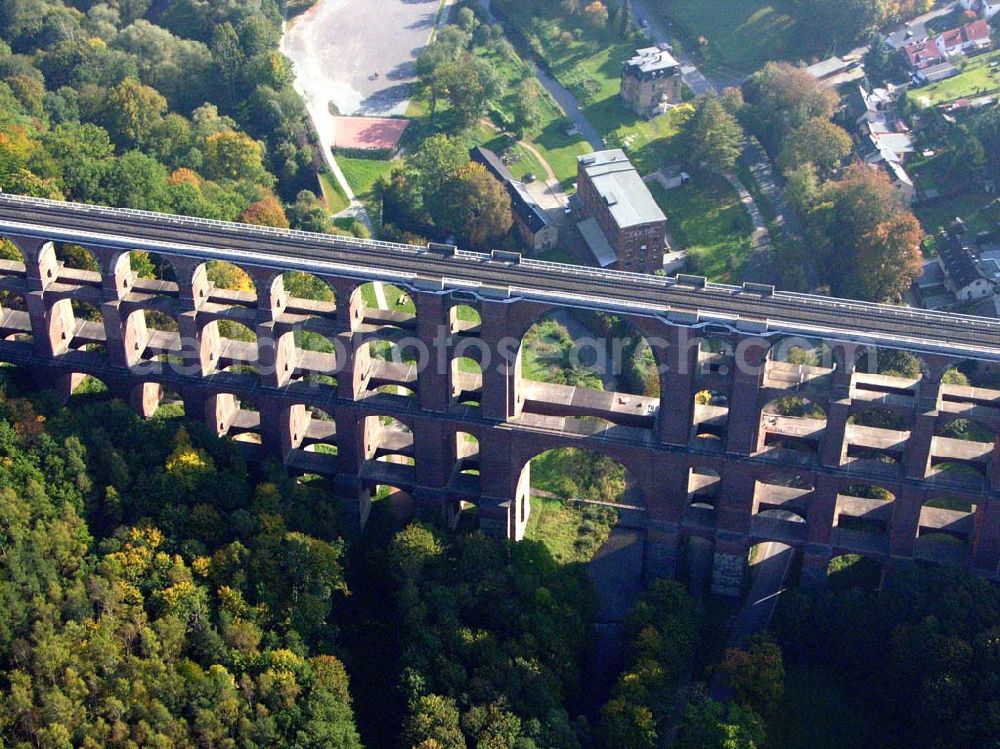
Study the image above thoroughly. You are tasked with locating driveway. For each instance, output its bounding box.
[628,0,719,95]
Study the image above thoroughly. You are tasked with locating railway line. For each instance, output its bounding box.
[1,195,998,358]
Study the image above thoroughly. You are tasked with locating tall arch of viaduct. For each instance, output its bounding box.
[1,194,1000,594]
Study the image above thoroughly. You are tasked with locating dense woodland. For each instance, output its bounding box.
[0,0,333,231]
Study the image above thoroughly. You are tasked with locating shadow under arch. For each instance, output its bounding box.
[513,308,662,432]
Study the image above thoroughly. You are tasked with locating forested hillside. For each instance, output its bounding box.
[0,0,324,226]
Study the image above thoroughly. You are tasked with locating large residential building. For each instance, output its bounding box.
[620,46,683,116]
[470,146,557,253]
[575,149,667,274]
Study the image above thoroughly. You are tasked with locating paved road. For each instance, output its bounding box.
[725,172,774,285]
[628,0,718,95]
[534,69,605,151]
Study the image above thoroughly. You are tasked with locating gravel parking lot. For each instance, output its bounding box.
[282,0,441,118]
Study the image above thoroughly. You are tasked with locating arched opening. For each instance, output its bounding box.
[852,346,924,404]
[827,554,883,592]
[765,337,835,392]
[746,539,800,592]
[844,406,909,469]
[520,447,641,563]
[915,496,977,564]
[283,403,338,475]
[209,392,260,443]
[131,382,184,419]
[515,311,659,432]
[356,336,420,401]
[292,326,338,386]
[833,485,894,548]
[692,389,728,447]
[686,467,720,522]
[696,336,733,377]
[52,299,107,355]
[759,395,827,457]
[207,320,258,376]
[451,356,483,407]
[752,473,812,539]
[363,415,414,465]
[931,418,995,484]
[207,260,255,294]
[453,431,480,479]
[55,243,100,273]
[125,307,182,370]
[281,270,336,306]
[450,302,481,335]
[351,281,416,328]
[66,372,110,400]
[0,239,31,343]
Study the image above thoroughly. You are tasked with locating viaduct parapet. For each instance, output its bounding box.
[1,194,999,592]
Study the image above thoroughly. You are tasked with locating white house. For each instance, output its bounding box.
[961,0,1000,18]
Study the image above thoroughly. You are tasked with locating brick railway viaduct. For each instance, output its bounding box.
[1,194,999,593]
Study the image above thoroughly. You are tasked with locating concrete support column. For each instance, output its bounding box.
[890,485,924,559]
[172,257,210,306]
[257,321,295,388]
[477,427,524,539]
[257,398,293,459]
[990,436,1000,493]
[904,409,938,480]
[645,521,682,580]
[411,415,453,517]
[205,392,239,437]
[801,475,839,588]
[821,398,850,468]
[130,381,163,419]
[478,299,517,421]
[415,291,451,413]
[12,237,57,289]
[659,325,699,445]
[725,336,770,456]
[711,532,749,597]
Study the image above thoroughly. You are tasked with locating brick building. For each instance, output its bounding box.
[576,149,667,274]
[620,46,683,116]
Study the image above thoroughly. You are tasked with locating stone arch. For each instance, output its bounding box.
[753,471,813,519]
[207,391,260,442]
[0,240,31,342]
[695,335,735,377]
[64,371,110,399]
[46,298,107,356]
[451,354,483,407]
[686,466,720,513]
[759,394,827,456]
[129,381,184,419]
[449,302,481,334]
[915,495,978,564]
[200,319,258,376]
[826,553,884,592]
[349,281,416,329]
[514,309,661,430]
[833,484,895,541]
[54,242,100,273]
[269,269,337,318]
[692,389,728,446]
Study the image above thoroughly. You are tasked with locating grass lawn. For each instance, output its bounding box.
[645,0,808,77]
[911,49,1000,106]
[523,494,616,564]
[318,171,349,214]
[649,174,752,283]
[767,664,872,749]
[338,156,395,199]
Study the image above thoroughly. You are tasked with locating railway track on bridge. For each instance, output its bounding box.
[1,195,998,358]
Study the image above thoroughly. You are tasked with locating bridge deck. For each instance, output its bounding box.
[1,195,998,359]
